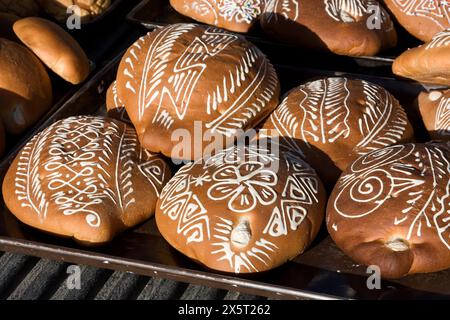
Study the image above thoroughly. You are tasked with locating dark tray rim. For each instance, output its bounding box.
[0,235,341,300]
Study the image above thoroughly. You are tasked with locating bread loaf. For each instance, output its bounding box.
[2,116,172,245]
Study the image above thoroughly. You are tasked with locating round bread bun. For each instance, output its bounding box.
[2,116,172,245]
[261,77,414,187]
[0,38,52,135]
[38,0,111,23]
[106,80,130,124]
[384,0,450,42]
[417,89,450,141]
[156,142,326,273]
[260,0,397,56]
[393,29,450,86]
[13,17,90,84]
[0,12,19,41]
[327,142,450,278]
[0,0,40,17]
[116,23,280,161]
[169,0,264,33]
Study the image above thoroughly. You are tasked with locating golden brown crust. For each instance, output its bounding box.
[2,116,172,245]
[327,142,450,278]
[384,0,450,42]
[116,23,280,160]
[13,17,90,84]
[0,38,52,135]
[261,77,414,187]
[393,29,450,86]
[418,89,450,140]
[156,143,326,273]
[260,0,397,56]
[169,0,264,33]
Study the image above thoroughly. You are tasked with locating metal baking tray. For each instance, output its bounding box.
[126,0,423,68]
[0,49,448,300]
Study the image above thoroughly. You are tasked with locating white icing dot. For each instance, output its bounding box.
[429,91,443,101]
[386,239,409,252]
[231,219,252,248]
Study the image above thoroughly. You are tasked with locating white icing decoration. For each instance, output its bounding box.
[386,238,410,251]
[158,173,211,244]
[325,0,369,22]
[430,91,443,101]
[434,95,450,135]
[426,29,450,49]
[212,217,279,273]
[269,78,408,156]
[184,0,262,25]
[218,0,262,23]
[158,145,321,273]
[14,117,166,229]
[264,0,300,22]
[207,161,278,213]
[391,0,450,29]
[356,81,408,154]
[230,219,252,247]
[122,24,278,138]
[332,144,450,249]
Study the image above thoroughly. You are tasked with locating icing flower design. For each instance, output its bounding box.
[218,0,262,23]
[207,161,278,212]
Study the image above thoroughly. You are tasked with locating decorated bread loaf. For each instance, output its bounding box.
[106,80,130,124]
[0,0,40,17]
[2,116,172,245]
[0,12,19,41]
[169,0,264,33]
[116,23,280,160]
[383,0,450,42]
[393,29,450,86]
[327,142,450,278]
[0,38,52,135]
[418,89,450,140]
[261,77,414,187]
[38,0,111,23]
[13,17,90,84]
[156,142,326,273]
[260,0,397,56]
